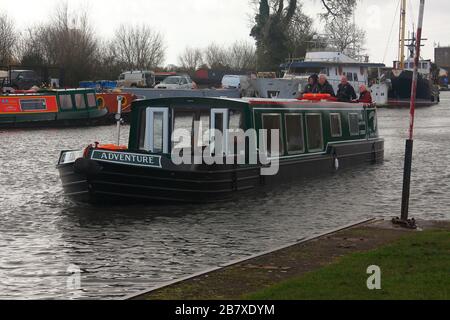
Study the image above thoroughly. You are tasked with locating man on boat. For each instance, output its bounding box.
[302,74,319,94]
[317,74,335,96]
[336,76,357,102]
[357,84,373,104]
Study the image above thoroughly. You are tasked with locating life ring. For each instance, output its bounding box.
[97,144,128,151]
[121,95,128,108]
[302,93,332,101]
[97,96,105,109]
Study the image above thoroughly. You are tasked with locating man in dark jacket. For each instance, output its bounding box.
[317,74,335,96]
[336,76,357,102]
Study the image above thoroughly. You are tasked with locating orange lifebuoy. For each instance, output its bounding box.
[301,93,332,101]
[96,144,128,151]
[97,96,106,109]
[121,95,128,108]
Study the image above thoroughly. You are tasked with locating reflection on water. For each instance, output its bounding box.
[1,93,450,299]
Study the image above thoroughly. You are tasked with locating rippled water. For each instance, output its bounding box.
[1,93,450,299]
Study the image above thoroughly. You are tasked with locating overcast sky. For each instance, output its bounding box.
[1,0,449,67]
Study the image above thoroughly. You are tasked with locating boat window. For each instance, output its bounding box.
[143,107,169,153]
[306,114,323,152]
[330,113,342,138]
[353,73,358,82]
[349,113,360,136]
[211,109,229,155]
[139,109,147,150]
[20,99,47,111]
[173,111,194,149]
[229,110,243,130]
[285,114,304,154]
[347,73,354,81]
[86,93,97,107]
[74,94,86,109]
[153,113,164,152]
[59,94,73,110]
[198,111,210,147]
[228,110,244,156]
[213,112,224,132]
[261,114,284,156]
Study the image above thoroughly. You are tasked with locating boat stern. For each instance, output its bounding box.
[57,150,93,202]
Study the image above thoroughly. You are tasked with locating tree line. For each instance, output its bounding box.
[1,4,167,86]
[250,0,366,71]
[0,1,366,86]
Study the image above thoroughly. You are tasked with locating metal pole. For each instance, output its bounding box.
[116,95,123,146]
[399,0,407,69]
[397,0,425,228]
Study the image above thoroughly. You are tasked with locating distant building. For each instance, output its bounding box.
[435,47,450,71]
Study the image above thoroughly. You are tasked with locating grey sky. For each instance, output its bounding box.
[1,0,448,67]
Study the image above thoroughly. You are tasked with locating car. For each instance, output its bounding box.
[154,75,194,90]
[221,74,253,96]
[221,75,248,89]
[9,70,41,90]
[154,72,177,86]
[117,71,155,88]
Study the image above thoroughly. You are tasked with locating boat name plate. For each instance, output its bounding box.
[91,150,162,168]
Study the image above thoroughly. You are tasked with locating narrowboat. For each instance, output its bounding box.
[96,92,139,122]
[57,96,384,204]
[0,88,108,127]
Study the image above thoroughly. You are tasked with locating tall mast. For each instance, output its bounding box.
[398,0,407,69]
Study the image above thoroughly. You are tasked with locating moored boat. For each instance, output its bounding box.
[57,96,384,204]
[96,92,139,122]
[372,1,440,108]
[0,88,108,127]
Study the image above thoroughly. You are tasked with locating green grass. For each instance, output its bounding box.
[246,231,450,300]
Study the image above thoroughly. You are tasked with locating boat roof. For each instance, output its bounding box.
[133,96,369,110]
[281,61,385,69]
[242,98,368,109]
[1,88,96,97]
[42,88,96,93]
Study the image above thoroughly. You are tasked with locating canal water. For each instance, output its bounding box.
[1,92,450,299]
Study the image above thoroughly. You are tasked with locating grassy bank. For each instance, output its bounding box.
[133,220,450,300]
[246,230,450,300]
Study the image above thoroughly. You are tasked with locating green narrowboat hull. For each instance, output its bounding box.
[0,109,108,128]
[0,88,108,128]
[57,138,384,204]
[57,96,385,204]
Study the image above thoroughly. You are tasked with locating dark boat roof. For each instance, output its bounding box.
[132,96,369,110]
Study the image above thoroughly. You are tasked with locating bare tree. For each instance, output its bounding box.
[319,0,358,21]
[178,47,204,72]
[17,27,47,66]
[93,40,124,81]
[286,5,315,59]
[324,15,366,59]
[0,14,17,65]
[249,0,362,69]
[204,43,230,70]
[112,24,166,70]
[16,3,99,85]
[227,41,256,71]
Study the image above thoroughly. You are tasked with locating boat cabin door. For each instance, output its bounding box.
[211,109,229,155]
[144,107,169,154]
